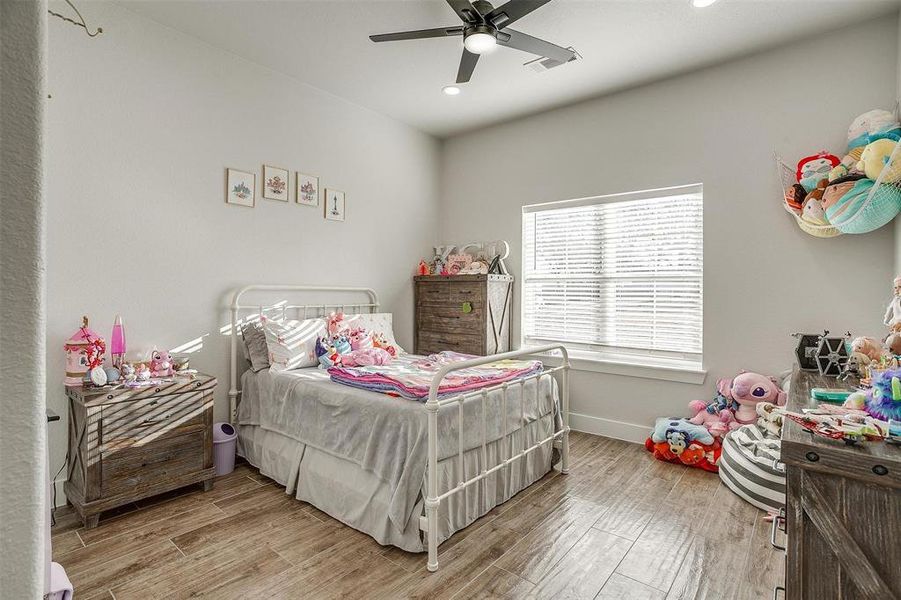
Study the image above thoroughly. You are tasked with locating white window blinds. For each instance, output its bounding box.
[522,185,703,365]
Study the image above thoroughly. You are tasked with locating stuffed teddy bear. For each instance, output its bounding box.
[851,336,884,362]
[150,350,174,377]
[723,372,787,425]
[858,138,901,183]
[847,109,901,151]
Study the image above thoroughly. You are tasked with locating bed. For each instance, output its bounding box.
[227,284,570,571]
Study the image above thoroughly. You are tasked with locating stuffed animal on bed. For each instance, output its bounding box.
[341,347,394,367]
[645,417,720,473]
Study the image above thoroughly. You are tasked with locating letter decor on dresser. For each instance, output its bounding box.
[777,369,901,600]
[64,375,217,528]
[414,274,513,356]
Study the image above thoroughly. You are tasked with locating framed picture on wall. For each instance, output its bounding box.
[324,188,346,222]
[296,172,319,207]
[263,165,289,201]
[225,168,255,207]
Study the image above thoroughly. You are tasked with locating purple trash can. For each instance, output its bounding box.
[212,422,237,476]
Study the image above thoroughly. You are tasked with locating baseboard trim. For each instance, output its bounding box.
[570,412,648,444]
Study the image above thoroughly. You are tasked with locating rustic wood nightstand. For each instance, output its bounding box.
[64,374,216,528]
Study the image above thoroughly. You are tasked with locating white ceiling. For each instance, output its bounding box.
[122,0,900,137]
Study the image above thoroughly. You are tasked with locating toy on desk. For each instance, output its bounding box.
[810,388,853,403]
[781,408,888,445]
[865,368,901,422]
[815,331,850,376]
[884,276,901,331]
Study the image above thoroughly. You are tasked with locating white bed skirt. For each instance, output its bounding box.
[238,413,556,552]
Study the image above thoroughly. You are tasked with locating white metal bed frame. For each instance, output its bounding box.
[228,284,570,572]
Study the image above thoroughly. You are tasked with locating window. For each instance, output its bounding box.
[521,184,703,372]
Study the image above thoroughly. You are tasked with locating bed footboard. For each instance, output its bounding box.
[423,344,570,572]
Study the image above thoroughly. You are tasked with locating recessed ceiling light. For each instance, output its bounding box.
[442,85,461,96]
[691,0,719,6]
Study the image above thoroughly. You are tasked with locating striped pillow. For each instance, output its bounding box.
[718,424,785,513]
[262,317,327,369]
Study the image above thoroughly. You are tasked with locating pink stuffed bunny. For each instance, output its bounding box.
[724,372,786,425]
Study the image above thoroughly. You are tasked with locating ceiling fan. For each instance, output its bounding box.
[369,0,576,84]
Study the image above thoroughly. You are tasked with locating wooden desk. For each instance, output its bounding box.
[781,369,901,599]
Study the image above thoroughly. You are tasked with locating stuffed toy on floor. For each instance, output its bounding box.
[644,417,721,473]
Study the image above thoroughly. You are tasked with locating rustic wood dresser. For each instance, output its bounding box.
[779,369,901,599]
[414,274,513,356]
[64,374,216,528]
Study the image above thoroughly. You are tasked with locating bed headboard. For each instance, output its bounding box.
[228,284,380,422]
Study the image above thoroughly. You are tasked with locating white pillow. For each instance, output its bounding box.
[343,312,405,354]
[262,317,327,369]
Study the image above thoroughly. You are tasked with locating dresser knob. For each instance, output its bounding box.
[805,452,820,462]
[106,394,113,400]
[873,465,889,476]
[154,387,161,393]
[196,381,202,387]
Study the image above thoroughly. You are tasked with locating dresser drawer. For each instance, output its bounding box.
[418,304,483,334]
[417,331,483,356]
[417,281,449,304]
[100,391,211,449]
[448,282,482,303]
[101,431,204,496]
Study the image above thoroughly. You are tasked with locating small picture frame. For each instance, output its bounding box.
[263,165,289,202]
[225,168,255,207]
[296,172,319,207]
[324,188,346,222]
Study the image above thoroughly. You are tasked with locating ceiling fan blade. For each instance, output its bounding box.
[456,49,480,83]
[370,26,463,42]
[446,0,483,24]
[497,29,575,64]
[485,0,552,29]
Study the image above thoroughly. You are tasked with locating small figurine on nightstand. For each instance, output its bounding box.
[150,349,174,377]
[136,363,151,382]
[121,362,137,384]
[884,275,901,332]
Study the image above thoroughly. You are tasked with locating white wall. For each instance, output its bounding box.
[440,17,898,441]
[46,2,440,497]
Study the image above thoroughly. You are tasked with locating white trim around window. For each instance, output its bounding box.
[521,183,704,381]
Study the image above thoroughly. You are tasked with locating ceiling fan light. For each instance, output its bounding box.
[442,85,461,96]
[463,31,497,54]
[691,0,719,6]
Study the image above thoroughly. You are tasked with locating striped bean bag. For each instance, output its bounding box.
[718,424,785,513]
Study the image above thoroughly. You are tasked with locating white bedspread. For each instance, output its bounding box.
[238,366,558,531]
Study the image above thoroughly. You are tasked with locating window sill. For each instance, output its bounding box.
[532,349,707,385]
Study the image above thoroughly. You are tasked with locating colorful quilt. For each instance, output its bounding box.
[328,351,543,400]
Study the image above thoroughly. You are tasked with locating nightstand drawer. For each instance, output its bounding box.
[101,431,203,496]
[100,391,210,449]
